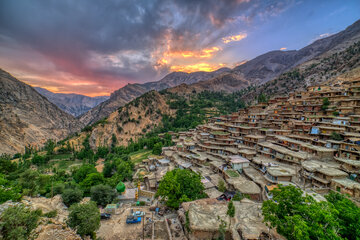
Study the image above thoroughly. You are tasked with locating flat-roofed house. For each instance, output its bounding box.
[228,155,250,173]
[331,178,360,198]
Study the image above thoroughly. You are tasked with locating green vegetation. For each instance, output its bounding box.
[321,97,330,111]
[62,188,83,207]
[0,204,42,240]
[67,201,100,239]
[90,184,116,207]
[156,169,206,209]
[225,169,240,178]
[218,179,226,192]
[262,185,360,240]
[227,200,235,228]
[331,132,343,141]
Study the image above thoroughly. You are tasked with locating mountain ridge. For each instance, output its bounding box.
[34,87,109,117]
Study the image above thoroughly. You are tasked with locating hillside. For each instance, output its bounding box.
[240,40,360,102]
[68,89,246,150]
[35,87,109,117]
[0,69,82,154]
[79,68,231,125]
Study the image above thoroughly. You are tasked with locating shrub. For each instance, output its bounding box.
[0,204,41,240]
[90,184,117,207]
[67,201,100,239]
[61,188,83,207]
[43,210,57,218]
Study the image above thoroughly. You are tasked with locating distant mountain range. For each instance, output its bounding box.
[79,19,360,126]
[34,87,109,117]
[0,69,82,154]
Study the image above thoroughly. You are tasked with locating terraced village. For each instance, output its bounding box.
[125,74,360,239]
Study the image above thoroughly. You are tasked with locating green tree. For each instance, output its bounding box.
[62,188,83,207]
[262,185,343,240]
[19,169,40,196]
[90,184,116,207]
[152,142,163,155]
[257,93,268,103]
[331,132,343,141]
[80,173,105,194]
[217,216,227,240]
[156,169,206,209]
[44,139,56,155]
[73,164,97,183]
[226,200,235,228]
[0,204,41,240]
[321,97,330,111]
[325,192,360,240]
[0,155,17,174]
[116,161,133,181]
[67,201,100,239]
[0,175,21,203]
[218,179,226,192]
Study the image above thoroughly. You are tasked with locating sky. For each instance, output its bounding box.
[0,0,359,97]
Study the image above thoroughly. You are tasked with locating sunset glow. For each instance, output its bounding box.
[0,1,358,96]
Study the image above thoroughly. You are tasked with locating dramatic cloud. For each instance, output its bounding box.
[170,63,226,73]
[0,0,299,95]
[222,33,248,43]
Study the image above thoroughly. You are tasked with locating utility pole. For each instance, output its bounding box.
[142,214,145,240]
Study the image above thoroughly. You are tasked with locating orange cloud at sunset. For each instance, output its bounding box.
[170,63,226,73]
[166,46,221,59]
[280,47,287,50]
[222,33,247,43]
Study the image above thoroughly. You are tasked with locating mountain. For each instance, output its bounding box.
[233,19,360,84]
[168,72,251,95]
[79,20,360,126]
[34,87,108,117]
[0,69,82,154]
[79,68,231,125]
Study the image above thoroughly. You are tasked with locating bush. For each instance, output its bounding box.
[67,201,100,239]
[80,173,105,194]
[90,184,116,207]
[62,188,83,207]
[53,183,65,195]
[0,204,41,240]
[72,164,97,183]
[43,210,57,218]
[218,179,226,192]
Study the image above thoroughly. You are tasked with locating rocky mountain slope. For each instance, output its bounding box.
[0,69,82,154]
[79,68,231,125]
[239,39,360,103]
[35,87,108,117]
[79,20,360,126]
[70,91,174,149]
[168,72,251,95]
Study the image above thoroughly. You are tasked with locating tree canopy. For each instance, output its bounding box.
[156,169,206,208]
[262,185,360,240]
[0,204,41,240]
[67,201,100,239]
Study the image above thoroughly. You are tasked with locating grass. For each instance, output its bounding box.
[226,169,240,178]
[130,149,152,165]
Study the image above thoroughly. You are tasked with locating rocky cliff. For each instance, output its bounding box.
[0,69,82,154]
